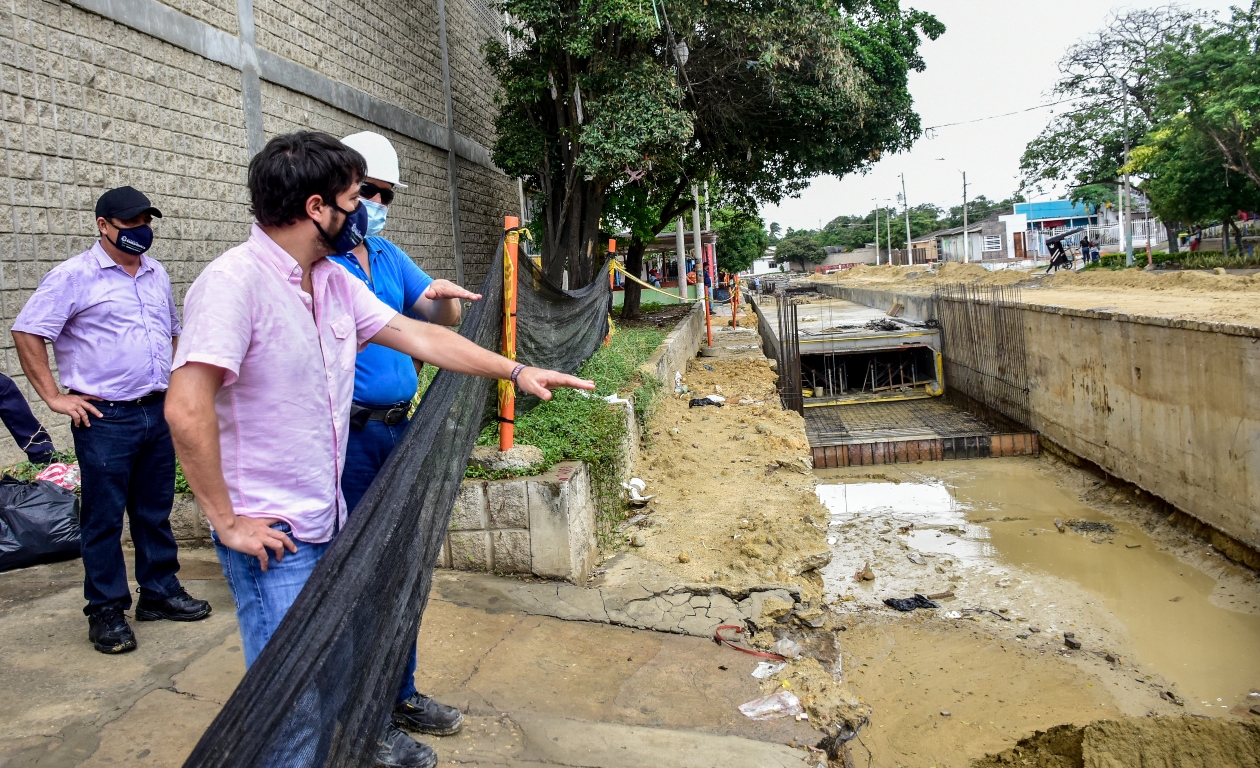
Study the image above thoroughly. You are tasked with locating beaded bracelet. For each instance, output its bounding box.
[509,363,526,385]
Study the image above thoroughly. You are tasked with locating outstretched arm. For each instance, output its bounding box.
[367,314,594,399]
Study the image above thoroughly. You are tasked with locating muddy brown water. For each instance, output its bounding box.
[814,458,1260,713]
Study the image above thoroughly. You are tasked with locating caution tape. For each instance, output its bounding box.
[610,261,736,305]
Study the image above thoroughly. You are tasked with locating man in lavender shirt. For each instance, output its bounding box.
[164,132,593,768]
[12,186,212,655]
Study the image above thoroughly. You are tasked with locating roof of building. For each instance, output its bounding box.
[1014,199,1094,220]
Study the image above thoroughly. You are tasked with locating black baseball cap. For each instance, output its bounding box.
[95,186,163,221]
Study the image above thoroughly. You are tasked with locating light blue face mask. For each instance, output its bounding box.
[362,198,388,237]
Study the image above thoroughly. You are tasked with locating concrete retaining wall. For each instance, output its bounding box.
[640,301,708,385]
[816,283,1260,557]
[444,461,597,582]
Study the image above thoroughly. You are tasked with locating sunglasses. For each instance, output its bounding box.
[359,181,395,206]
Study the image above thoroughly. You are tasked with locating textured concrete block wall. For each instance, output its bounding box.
[0,0,517,463]
[444,462,597,583]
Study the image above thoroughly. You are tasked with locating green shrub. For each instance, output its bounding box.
[470,327,667,545]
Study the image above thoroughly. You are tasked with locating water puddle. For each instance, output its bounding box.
[814,459,1260,711]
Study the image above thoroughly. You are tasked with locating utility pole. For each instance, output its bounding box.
[900,173,912,264]
[703,181,711,232]
[1120,79,1134,266]
[873,201,881,265]
[961,170,969,264]
[674,218,688,302]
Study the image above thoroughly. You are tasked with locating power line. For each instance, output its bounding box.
[924,97,1077,135]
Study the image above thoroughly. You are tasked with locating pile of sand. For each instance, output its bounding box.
[811,263,1260,326]
[973,716,1260,767]
[629,355,831,603]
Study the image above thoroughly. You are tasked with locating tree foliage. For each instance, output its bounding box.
[712,208,769,273]
[488,0,944,300]
[1152,1,1260,190]
[774,232,825,268]
[1018,6,1205,196]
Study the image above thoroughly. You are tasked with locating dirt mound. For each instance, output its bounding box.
[972,716,1260,768]
[1042,268,1260,293]
[629,347,831,603]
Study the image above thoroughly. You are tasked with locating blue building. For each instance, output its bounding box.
[1014,200,1111,230]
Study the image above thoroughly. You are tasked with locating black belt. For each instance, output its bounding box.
[69,389,165,407]
[350,401,410,429]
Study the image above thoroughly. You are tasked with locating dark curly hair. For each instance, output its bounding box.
[248,131,366,227]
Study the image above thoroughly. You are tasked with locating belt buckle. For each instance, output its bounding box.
[383,406,406,426]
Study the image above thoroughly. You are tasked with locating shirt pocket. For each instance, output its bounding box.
[330,314,357,372]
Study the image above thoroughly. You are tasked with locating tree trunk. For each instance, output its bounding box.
[620,239,646,320]
[541,176,605,289]
[1224,217,1232,254]
[1164,221,1180,253]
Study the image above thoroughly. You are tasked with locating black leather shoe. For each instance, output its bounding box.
[375,724,437,768]
[135,587,212,622]
[88,608,137,654]
[393,693,464,736]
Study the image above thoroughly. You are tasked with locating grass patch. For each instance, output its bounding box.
[2,449,195,495]
[469,326,667,546]
[1083,249,1260,271]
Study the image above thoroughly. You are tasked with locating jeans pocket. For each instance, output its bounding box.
[269,521,293,534]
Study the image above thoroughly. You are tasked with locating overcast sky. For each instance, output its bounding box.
[759,0,1235,232]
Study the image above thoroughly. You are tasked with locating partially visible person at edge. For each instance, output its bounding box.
[164,131,594,768]
[331,131,475,745]
[11,186,212,655]
[0,373,55,464]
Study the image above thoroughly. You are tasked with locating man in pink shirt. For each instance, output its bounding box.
[165,132,592,768]
[13,186,212,656]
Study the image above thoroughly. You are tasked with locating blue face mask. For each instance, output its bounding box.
[108,224,154,256]
[317,200,367,254]
[362,198,388,237]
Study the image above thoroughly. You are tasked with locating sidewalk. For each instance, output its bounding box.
[0,550,821,767]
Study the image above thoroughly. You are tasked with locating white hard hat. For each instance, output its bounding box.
[341,131,407,188]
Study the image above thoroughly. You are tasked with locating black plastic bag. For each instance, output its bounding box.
[0,476,81,572]
[883,593,939,612]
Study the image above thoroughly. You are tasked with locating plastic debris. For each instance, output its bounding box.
[907,551,926,565]
[620,478,654,506]
[688,397,724,408]
[944,610,962,619]
[751,661,787,679]
[771,637,803,659]
[706,394,726,403]
[883,594,939,612]
[35,462,80,492]
[738,691,803,720]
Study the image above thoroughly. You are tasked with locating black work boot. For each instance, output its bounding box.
[88,608,137,654]
[135,587,212,622]
[375,724,437,768]
[393,693,464,736]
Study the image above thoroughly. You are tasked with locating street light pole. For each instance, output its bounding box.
[961,170,969,264]
[873,200,881,265]
[900,173,912,264]
[1117,77,1135,266]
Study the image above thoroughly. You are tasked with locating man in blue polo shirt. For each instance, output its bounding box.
[332,131,479,764]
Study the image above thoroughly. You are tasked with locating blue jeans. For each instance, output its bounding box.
[215,522,333,766]
[71,398,182,614]
[213,522,331,666]
[343,414,418,702]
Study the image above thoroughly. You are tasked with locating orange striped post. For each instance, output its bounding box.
[499,216,520,451]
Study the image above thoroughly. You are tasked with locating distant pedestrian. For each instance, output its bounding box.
[1078,237,1091,268]
[1190,225,1203,252]
[12,186,211,656]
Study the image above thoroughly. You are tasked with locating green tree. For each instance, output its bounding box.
[1153,2,1260,191]
[1018,6,1206,248]
[768,222,782,243]
[488,0,944,311]
[712,208,769,273]
[940,194,1022,229]
[774,232,825,270]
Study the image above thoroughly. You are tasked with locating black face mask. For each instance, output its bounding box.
[107,224,154,255]
[315,200,367,254]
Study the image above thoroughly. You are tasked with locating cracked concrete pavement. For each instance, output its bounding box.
[0,549,824,767]
[435,552,801,638]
